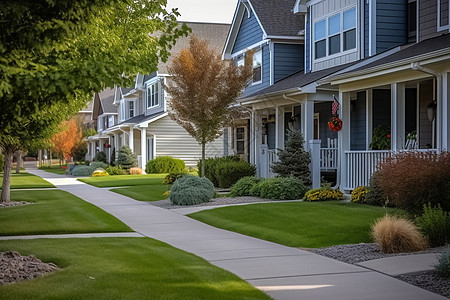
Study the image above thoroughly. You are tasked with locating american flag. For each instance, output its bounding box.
[332,95,339,115]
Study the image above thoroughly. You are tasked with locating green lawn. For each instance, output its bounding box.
[38,166,67,175]
[0,172,55,189]
[79,174,167,187]
[111,185,170,202]
[0,190,131,236]
[189,201,401,248]
[0,238,270,300]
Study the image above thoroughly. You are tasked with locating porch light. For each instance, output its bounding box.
[287,115,300,131]
[427,100,437,122]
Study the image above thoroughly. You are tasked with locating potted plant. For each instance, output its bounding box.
[328,116,343,132]
[370,125,391,150]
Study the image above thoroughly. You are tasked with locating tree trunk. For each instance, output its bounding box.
[15,151,22,174]
[1,149,14,204]
[49,149,52,166]
[201,142,206,177]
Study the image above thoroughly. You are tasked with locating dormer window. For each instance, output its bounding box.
[128,101,134,118]
[147,81,160,108]
[252,49,262,84]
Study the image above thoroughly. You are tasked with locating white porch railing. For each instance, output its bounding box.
[268,149,278,178]
[320,148,338,170]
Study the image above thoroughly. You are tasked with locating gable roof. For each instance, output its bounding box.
[98,88,116,114]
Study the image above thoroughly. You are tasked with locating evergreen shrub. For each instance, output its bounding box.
[169,175,214,205]
[435,250,450,278]
[72,166,94,176]
[415,203,450,247]
[145,156,185,174]
[90,161,109,170]
[215,160,256,188]
[105,165,127,175]
[117,146,138,170]
[197,155,241,186]
[303,186,344,201]
[94,151,107,163]
[229,176,260,197]
[250,177,307,200]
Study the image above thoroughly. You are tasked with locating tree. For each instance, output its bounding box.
[51,119,82,165]
[271,130,312,186]
[165,37,252,176]
[0,0,189,203]
[117,146,138,170]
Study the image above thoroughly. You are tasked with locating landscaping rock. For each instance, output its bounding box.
[0,251,59,285]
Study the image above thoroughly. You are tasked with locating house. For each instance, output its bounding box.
[226,0,450,189]
[87,22,232,169]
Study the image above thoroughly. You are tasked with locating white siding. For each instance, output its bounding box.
[148,116,225,167]
[313,0,357,18]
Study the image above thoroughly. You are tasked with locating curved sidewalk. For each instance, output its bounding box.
[26,169,446,300]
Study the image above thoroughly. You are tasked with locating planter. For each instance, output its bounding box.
[328,117,342,132]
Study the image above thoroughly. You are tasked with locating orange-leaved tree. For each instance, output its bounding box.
[51,118,82,165]
[165,36,252,176]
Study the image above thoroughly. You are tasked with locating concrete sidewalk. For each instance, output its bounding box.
[26,169,446,300]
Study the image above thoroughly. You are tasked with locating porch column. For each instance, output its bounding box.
[99,140,104,153]
[366,89,373,150]
[108,136,112,163]
[301,100,314,151]
[129,127,134,152]
[339,92,351,190]
[153,135,157,160]
[113,133,119,153]
[254,111,263,176]
[275,106,285,150]
[250,110,256,165]
[391,83,405,151]
[443,72,450,150]
[140,128,147,169]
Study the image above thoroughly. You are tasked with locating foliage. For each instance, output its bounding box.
[303,186,345,201]
[366,172,388,206]
[110,148,116,165]
[129,167,144,175]
[169,175,215,205]
[163,172,186,184]
[83,128,98,138]
[72,166,95,177]
[250,177,308,200]
[370,125,391,150]
[230,176,261,197]
[73,140,88,162]
[51,118,82,162]
[350,186,370,203]
[79,174,166,187]
[376,151,450,212]
[166,36,253,176]
[94,151,107,163]
[435,250,450,278]
[105,165,127,176]
[146,156,185,174]
[0,151,4,171]
[271,130,311,186]
[117,146,138,170]
[415,203,450,247]
[372,215,428,253]
[215,160,256,188]
[92,168,109,177]
[90,162,109,170]
[198,155,241,186]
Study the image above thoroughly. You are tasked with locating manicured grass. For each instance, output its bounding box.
[111,185,170,202]
[0,238,270,300]
[0,172,55,189]
[79,174,167,187]
[38,166,67,175]
[0,190,131,236]
[189,201,402,248]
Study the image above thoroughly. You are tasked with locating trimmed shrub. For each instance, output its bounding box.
[169,175,214,205]
[117,146,138,170]
[198,155,241,186]
[92,168,109,177]
[105,165,127,175]
[129,167,143,175]
[162,172,186,185]
[415,203,450,247]
[435,250,450,278]
[72,166,94,177]
[230,176,260,197]
[250,177,308,200]
[351,186,370,203]
[146,156,185,174]
[215,160,256,188]
[365,172,388,206]
[303,186,344,201]
[0,152,4,171]
[372,215,428,253]
[94,151,107,163]
[376,151,450,213]
[90,161,109,170]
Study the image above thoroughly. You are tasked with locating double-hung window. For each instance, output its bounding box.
[438,0,449,30]
[120,101,125,121]
[252,49,262,84]
[147,81,159,108]
[128,101,134,118]
[108,115,114,127]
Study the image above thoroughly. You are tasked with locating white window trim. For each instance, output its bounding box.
[251,48,263,86]
[313,5,358,62]
[128,100,135,119]
[120,101,125,121]
[146,79,161,109]
[234,127,247,155]
[437,0,450,31]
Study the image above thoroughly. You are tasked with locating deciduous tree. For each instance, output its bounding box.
[165,37,252,176]
[51,119,82,165]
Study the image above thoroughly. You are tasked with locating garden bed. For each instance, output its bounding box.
[151,196,289,209]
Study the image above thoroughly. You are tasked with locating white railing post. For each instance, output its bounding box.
[310,140,321,189]
[259,144,269,178]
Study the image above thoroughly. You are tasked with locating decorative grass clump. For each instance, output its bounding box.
[72,166,95,177]
[372,215,428,253]
[435,250,450,278]
[229,176,261,197]
[146,156,185,174]
[129,167,143,175]
[351,186,370,203]
[105,165,127,175]
[169,175,214,205]
[415,203,450,247]
[90,161,109,170]
[303,186,344,201]
[250,177,307,200]
[92,168,109,177]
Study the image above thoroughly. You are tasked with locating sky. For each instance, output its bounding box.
[166,0,239,24]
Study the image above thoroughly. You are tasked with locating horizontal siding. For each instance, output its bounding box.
[273,43,304,82]
[313,51,358,71]
[376,0,407,54]
[419,0,445,42]
[149,116,225,167]
[232,9,264,54]
[419,81,433,148]
[314,102,338,148]
[364,0,369,57]
[241,44,271,96]
[306,12,311,73]
[350,92,366,150]
[312,0,357,19]
[372,89,391,129]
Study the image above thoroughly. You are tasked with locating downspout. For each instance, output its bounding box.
[411,62,442,152]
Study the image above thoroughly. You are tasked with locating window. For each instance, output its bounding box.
[314,7,356,60]
[407,1,417,42]
[147,81,160,108]
[128,101,134,118]
[236,56,245,67]
[252,49,262,84]
[120,101,125,121]
[438,0,449,30]
[108,115,114,127]
[235,127,245,154]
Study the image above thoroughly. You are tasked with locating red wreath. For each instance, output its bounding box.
[328,116,343,132]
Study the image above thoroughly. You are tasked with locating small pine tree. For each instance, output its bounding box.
[110,147,116,166]
[117,146,138,170]
[271,130,311,186]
